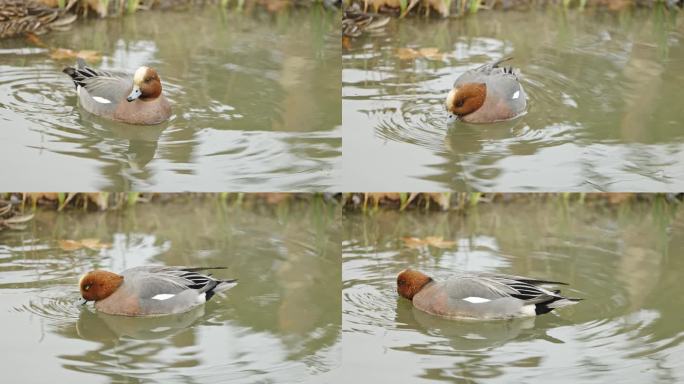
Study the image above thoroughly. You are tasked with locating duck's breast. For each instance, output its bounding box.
[113,96,172,125]
[94,285,142,316]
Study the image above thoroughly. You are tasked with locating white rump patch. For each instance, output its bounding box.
[151,294,175,301]
[463,296,491,304]
[92,96,111,104]
[512,90,520,100]
[521,305,537,317]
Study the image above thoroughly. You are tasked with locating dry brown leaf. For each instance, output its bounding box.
[364,0,402,12]
[418,48,444,60]
[58,240,82,251]
[396,47,444,60]
[50,48,101,63]
[85,0,108,17]
[396,47,420,60]
[25,33,47,47]
[80,238,111,250]
[366,193,402,203]
[342,36,352,51]
[85,193,109,210]
[37,0,59,7]
[59,239,111,251]
[25,193,59,202]
[424,193,450,210]
[402,237,425,249]
[402,236,456,249]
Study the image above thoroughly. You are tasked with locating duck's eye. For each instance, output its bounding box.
[84,284,91,291]
[456,99,465,108]
[144,77,151,83]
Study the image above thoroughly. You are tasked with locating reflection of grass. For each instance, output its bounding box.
[343,193,683,212]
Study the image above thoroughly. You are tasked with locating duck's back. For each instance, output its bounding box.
[455,58,527,123]
[413,276,527,320]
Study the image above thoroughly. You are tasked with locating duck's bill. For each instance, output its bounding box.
[446,113,458,124]
[126,87,142,102]
[77,298,88,306]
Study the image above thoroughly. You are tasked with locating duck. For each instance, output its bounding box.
[63,58,172,125]
[446,57,527,124]
[79,266,237,316]
[0,0,77,39]
[342,3,390,38]
[397,269,580,320]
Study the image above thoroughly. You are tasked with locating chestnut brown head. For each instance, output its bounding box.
[397,269,433,300]
[127,66,163,102]
[79,270,124,302]
[446,83,487,119]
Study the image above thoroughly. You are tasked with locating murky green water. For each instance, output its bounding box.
[342,199,684,383]
[0,7,340,191]
[0,198,340,383]
[343,9,684,191]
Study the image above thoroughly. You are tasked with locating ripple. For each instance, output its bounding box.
[0,64,76,129]
[11,289,82,323]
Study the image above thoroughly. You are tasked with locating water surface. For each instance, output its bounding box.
[342,199,684,383]
[0,198,340,383]
[0,7,340,191]
[343,9,684,191]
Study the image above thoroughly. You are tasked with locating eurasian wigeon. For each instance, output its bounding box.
[446,57,527,124]
[79,266,237,316]
[397,269,580,320]
[63,58,172,125]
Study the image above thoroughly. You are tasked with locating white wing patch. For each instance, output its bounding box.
[463,296,491,304]
[92,96,112,104]
[512,90,520,100]
[151,294,175,301]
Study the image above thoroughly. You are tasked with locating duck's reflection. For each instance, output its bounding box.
[76,305,204,342]
[394,297,573,351]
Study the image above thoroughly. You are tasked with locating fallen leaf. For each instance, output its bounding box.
[25,33,47,47]
[418,47,444,60]
[396,47,445,60]
[26,193,59,202]
[80,238,111,250]
[85,193,109,210]
[402,236,456,249]
[342,35,352,50]
[58,239,82,251]
[59,239,111,251]
[402,237,425,249]
[424,193,450,210]
[396,47,420,60]
[50,48,101,63]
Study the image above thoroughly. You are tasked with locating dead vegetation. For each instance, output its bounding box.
[345,0,683,19]
[342,193,683,212]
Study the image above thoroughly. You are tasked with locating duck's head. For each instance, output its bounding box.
[127,66,163,102]
[79,270,124,302]
[446,83,486,123]
[397,269,433,300]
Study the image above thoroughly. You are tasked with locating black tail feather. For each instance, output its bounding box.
[205,279,238,301]
[535,297,582,315]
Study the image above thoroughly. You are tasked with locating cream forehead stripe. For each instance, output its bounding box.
[446,88,457,107]
[133,66,150,84]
